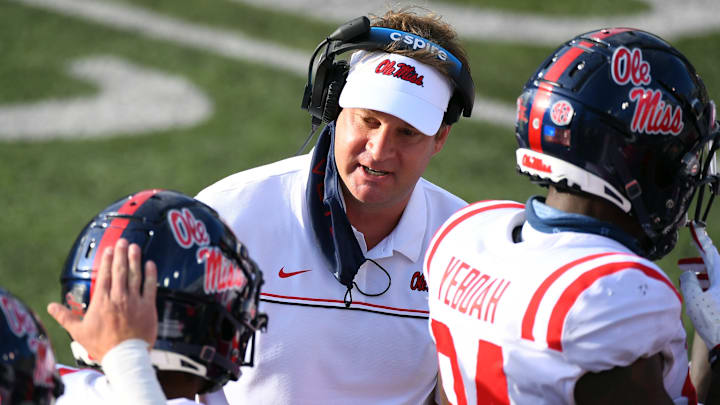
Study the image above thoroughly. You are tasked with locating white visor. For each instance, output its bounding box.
[338,51,453,135]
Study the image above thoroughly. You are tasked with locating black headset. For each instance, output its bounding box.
[299,16,474,139]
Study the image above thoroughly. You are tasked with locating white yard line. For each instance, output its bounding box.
[20,0,715,132]
[16,0,310,75]
[0,56,211,140]
[232,0,720,45]
[13,0,517,128]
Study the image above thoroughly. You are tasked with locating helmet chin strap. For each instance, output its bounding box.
[608,147,665,259]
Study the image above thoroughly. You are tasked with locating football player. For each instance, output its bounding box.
[0,287,64,405]
[424,28,718,404]
[50,189,267,404]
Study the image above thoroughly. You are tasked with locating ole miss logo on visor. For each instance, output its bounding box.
[375,59,424,86]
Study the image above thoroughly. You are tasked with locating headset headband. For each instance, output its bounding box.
[300,16,474,131]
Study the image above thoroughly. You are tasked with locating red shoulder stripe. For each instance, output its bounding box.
[521,252,623,341]
[546,261,681,351]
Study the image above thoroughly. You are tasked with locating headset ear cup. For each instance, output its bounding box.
[322,60,349,123]
[443,93,463,125]
[322,81,343,124]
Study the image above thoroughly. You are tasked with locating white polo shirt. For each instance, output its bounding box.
[196,152,466,404]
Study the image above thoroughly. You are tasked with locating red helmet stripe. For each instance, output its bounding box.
[528,29,637,152]
[528,42,592,152]
[89,189,159,299]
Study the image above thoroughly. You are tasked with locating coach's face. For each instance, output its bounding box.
[334,108,449,213]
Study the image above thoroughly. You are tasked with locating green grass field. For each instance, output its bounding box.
[2,0,719,365]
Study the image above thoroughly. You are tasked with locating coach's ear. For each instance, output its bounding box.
[432,124,451,156]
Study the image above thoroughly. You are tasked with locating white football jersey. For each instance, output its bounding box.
[424,200,695,405]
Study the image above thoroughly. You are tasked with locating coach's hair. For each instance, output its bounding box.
[370,7,471,77]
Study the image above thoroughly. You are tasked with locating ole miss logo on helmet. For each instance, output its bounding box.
[611,46,683,136]
[375,59,424,86]
[197,247,249,294]
[168,208,248,294]
[550,100,573,126]
[168,208,210,249]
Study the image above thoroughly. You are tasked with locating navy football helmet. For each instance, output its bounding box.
[515,28,718,259]
[60,190,267,393]
[0,288,63,405]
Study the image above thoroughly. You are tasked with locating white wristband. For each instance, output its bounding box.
[101,339,167,405]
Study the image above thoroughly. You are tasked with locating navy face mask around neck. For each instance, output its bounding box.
[306,123,367,289]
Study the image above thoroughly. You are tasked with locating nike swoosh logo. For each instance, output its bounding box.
[278,267,311,278]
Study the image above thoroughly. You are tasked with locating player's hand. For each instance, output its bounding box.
[47,238,158,362]
[679,222,720,349]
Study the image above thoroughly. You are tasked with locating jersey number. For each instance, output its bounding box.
[431,319,510,405]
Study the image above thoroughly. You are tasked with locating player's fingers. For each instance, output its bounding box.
[47,302,81,336]
[143,260,158,305]
[689,222,720,289]
[693,223,720,287]
[110,238,130,301]
[680,271,703,299]
[94,246,114,299]
[678,257,706,274]
[127,243,143,296]
[690,221,707,254]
